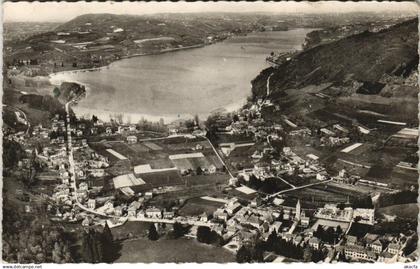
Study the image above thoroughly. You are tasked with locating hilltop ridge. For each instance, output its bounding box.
[251,18,418,99]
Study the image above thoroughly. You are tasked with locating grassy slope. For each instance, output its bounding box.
[252,18,418,98]
[377,203,418,220]
[116,237,235,263]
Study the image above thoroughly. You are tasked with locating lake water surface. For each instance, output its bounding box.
[50,28,314,123]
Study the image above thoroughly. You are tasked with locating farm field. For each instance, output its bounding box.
[286,184,362,208]
[90,136,227,190]
[130,143,152,153]
[111,221,151,240]
[216,133,254,144]
[171,156,212,171]
[290,145,325,161]
[388,167,418,187]
[310,108,352,125]
[148,185,225,208]
[178,197,224,216]
[184,174,229,186]
[226,145,258,171]
[336,160,370,175]
[377,203,418,220]
[227,188,258,201]
[143,141,163,151]
[116,237,235,263]
[281,174,318,187]
[138,170,184,188]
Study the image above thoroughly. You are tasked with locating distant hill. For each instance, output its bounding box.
[5,12,415,75]
[5,13,263,74]
[27,13,258,48]
[251,18,418,98]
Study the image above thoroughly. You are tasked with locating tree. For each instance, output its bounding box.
[354,216,362,223]
[172,222,188,239]
[232,114,240,122]
[184,119,195,129]
[53,87,61,98]
[80,229,104,263]
[236,246,252,263]
[252,242,265,262]
[353,195,373,209]
[194,114,200,126]
[101,222,115,262]
[335,225,343,240]
[325,227,336,244]
[93,230,103,263]
[303,246,313,262]
[197,226,212,244]
[266,230,277,251]
[92,115,99,124]
[4,141,23,168]
[311,248,325,262]
[196,166,202,175]
[148,223,159,241]
[49,131,59,140]
[102,222,113,244]
[81,230,94,263]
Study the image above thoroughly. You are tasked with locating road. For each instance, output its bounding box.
[258,72,274,110]
[274,175,296,189]
[265,179,333,200]
[266,72,274,97]
[65,100,112,218]
[128,216,213,228]
[200,135,235,179]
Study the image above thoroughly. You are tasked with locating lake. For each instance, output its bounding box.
[49,28,314,123]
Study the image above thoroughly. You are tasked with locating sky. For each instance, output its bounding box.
[3,1,418,22]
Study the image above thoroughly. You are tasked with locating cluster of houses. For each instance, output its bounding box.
[343,233,410,262]
[235,146,329,185]
[87,196,175,220]
[209,197,346,255]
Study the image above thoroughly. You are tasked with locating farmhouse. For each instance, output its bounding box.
[308,237,320,250]
[145,207,162,218]
[87,199,96,209]
[320,128,335,136]
[127,135,138,144]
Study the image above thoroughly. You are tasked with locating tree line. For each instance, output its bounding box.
[81,222,121,263]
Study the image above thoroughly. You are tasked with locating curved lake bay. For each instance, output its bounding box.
[50,28,313,122]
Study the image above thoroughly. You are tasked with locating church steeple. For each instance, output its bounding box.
[295,199,301,220]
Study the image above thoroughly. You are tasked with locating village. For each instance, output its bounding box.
[2,6,418,263]
[4,72,418,263]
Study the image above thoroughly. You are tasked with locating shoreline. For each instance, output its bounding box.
[47,27,314,78]
[48,43,208,78]
[46,28,315,124]
[47,35,251,124]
